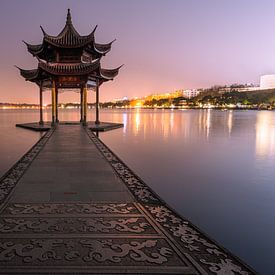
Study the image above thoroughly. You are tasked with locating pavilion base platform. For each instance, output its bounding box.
[88,121,124,132]
[16,122,52,131]
[16,121,123,132]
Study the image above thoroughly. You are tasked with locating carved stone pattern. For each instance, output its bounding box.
[0,238,180,266]
[80,239,172,264]
[0,129,55,208]
[147,205,252,275]
[85,129,160,204]
[78,217,150,233]
[0,217,153,234]
[3,203,138,215]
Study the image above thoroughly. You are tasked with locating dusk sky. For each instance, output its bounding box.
[1,0,275,103]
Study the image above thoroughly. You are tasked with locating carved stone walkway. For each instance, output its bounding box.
[0,125,256,274]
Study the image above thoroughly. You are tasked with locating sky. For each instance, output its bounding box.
[1,0,275,104]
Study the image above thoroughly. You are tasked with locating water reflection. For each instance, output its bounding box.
[227,111,233,136]
[122,112,127,134]
[255,111,275,158]
[116,109,238,142]
[134,108,140,136]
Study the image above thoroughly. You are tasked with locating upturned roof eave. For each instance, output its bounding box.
[15,66,49,83]
[23,41,44,56]
[37,59,101,76]
[99,65,123,80]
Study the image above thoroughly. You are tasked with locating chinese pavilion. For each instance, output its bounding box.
[17,9,122,125]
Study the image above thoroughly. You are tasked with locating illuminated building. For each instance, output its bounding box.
[183,89,200,98]
[260,74,275,90]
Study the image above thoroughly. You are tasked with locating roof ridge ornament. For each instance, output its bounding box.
[92,25,98,34]
[66,8,72,25]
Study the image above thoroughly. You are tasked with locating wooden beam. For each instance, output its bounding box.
[51,79,56,125]
[80,87,83,122]
[55,86,59,123]
[39,81,43,125]
[95,79,100,125]
[83,85,88,125]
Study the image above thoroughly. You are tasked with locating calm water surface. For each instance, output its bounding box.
[0,109,275,274]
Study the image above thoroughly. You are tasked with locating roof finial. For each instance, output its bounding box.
[66,8,72,25]
[40,26,46,35]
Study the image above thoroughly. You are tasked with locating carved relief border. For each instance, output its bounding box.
[0,238,184,267]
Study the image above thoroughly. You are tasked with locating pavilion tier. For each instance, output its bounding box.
[17,9,122,125]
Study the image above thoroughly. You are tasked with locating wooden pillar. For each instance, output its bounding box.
[55,86,59,123]
[95,79,100,125]
[80,87,83,122]
[39,82,43,125]
[83,84,88,125]
[51,80,56,125]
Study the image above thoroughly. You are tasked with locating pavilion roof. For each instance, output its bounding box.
[40,9,95,48]
[24,39,114,60]
[23,10,115,60]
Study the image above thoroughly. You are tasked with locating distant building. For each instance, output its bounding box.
[145,90,183,101]
[219,84,259,94]
[260,74,275,89]
[183,89,200,98]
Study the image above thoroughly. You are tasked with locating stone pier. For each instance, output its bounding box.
[0,125,256,274]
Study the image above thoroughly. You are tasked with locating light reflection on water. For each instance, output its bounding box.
[255,111,275,158]
[0,109,275,274]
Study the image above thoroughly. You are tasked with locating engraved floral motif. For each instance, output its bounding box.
[78,217,149,233]
[74,203,136,214]
[0,239,62,263]
[4,203,138,215]
[200,259,249,275]
[0,238,176,266]
[0,217,151,234]
[80,239,172,264]
[0,218,53,233]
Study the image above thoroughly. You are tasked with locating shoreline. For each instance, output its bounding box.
[0,106,273,111]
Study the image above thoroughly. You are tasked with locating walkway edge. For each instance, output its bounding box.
[0,128,55,210]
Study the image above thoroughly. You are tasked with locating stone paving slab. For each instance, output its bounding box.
[0,125,257,274]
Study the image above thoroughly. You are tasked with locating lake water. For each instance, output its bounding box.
[0,108,274,274]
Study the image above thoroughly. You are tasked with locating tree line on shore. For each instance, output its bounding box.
[101,88,275,109]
